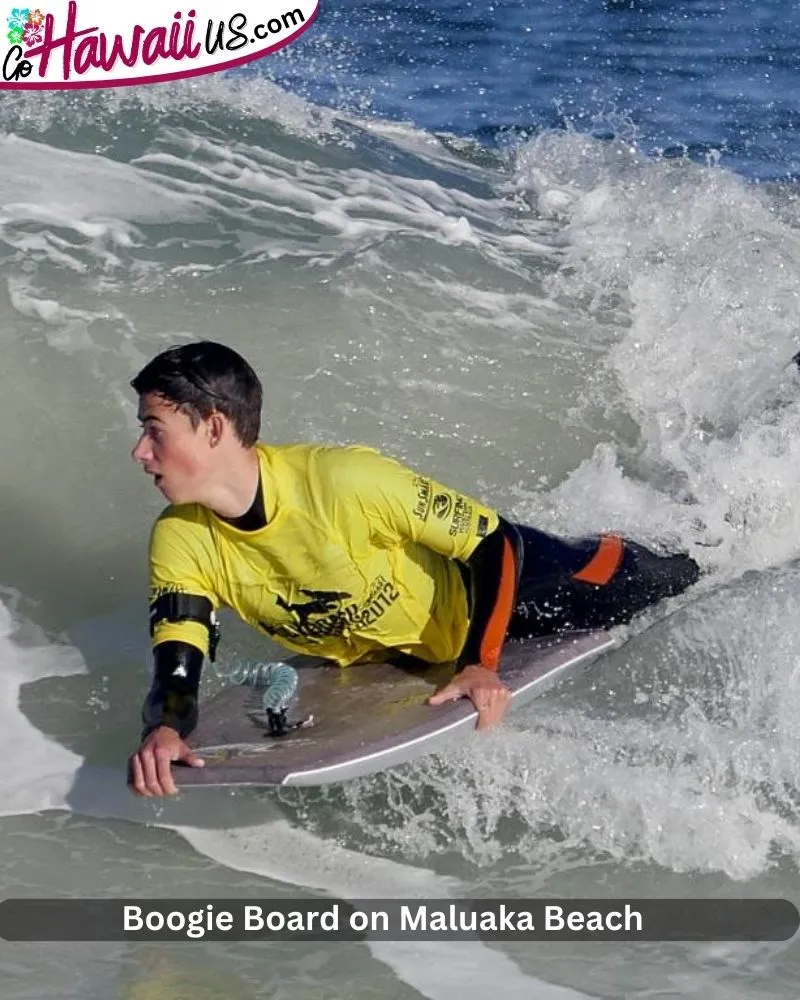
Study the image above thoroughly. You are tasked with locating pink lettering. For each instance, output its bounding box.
[168,14,201,60]
[22,2,217,80]
[142,26,168,65]
[93,26,143,70]
[73,34,94,74]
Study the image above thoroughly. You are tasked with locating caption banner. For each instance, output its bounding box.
[0,899,796,941]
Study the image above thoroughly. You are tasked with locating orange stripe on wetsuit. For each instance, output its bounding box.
[478,535,517,669]
[572,534,624,585]
[457,518,520,672]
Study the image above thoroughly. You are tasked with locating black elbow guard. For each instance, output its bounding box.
[141,641,204,740]
[149,592,220,662]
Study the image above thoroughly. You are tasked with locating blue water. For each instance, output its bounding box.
[263,0,800,181]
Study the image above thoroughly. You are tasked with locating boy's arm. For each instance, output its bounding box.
[129,514,218,796]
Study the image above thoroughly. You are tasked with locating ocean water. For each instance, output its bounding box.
[2,0,800,995]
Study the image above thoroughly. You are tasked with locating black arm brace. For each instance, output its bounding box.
[141,593,220,740]
[141,641,204,739]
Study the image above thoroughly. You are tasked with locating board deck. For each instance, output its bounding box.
[176,631,617,788]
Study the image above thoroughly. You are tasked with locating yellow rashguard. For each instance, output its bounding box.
[149,443,499,666]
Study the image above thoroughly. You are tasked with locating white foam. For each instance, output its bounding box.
[178,821,592,1000]
[0,133,212,300]
[511,130,800,576]
[6,275,100,351]
[367,941,592,1000]
[318,563,800,882]
[0,593,86,816]
[508,443,717,563]
[178,820,448,898]
[128,127,530,263]
[0,134,209,226]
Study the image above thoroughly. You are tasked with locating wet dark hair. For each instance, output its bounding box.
[131,341,262,447]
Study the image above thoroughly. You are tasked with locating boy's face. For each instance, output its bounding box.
[132,392,213,505]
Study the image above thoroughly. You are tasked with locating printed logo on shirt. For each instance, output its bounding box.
[411,476,432,521]
[477,515,489,537]
[274,589,351,626]
[432,493,452,520]
[260,576,401,644]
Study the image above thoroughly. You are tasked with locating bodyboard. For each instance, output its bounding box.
[176,630,616,788]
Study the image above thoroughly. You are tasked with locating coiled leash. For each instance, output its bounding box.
[229,661,313,736]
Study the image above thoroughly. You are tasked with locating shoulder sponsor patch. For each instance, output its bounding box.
[448,496,473,537]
